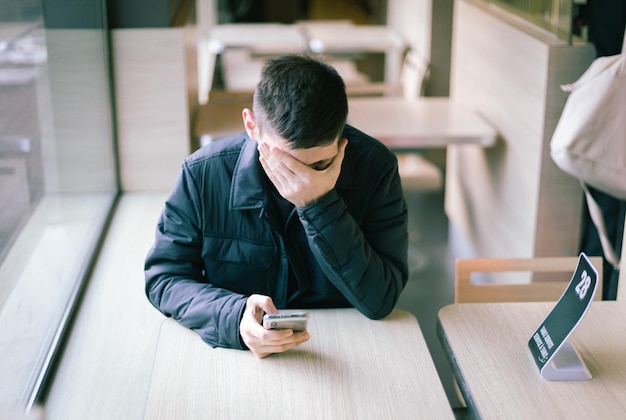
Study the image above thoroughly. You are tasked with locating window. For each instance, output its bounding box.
[487,0,577,42]
[0,0,117,410]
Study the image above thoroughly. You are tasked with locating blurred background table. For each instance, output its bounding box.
[347,97,497,151]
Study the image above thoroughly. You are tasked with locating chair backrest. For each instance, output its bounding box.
[343,49,439,192]
[455,256,604,303]
[345,48,429,98]
[399,49,429,100]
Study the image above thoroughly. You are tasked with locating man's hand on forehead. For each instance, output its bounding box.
[258,138,348,208]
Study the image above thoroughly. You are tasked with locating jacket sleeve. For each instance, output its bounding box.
[144,162,248,349]
[296,157,409,319]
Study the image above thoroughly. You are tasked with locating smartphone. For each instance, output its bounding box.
[262,312,310,331]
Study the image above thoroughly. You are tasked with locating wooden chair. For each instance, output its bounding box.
[346,49,442,192]
[345,47,429,98]
[454,256,604,304]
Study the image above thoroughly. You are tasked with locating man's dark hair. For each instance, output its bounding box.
[253,54,348,149]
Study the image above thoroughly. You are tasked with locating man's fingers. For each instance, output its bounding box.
[259,142,302,176]
[250,331,311,358]
[246,294,278,319]
[260,155,291,188]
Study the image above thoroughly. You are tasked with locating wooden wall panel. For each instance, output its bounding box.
[45,29,117,193]
[445,0,595,263]
[113,28,190,192]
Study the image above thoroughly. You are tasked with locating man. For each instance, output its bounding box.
[145,54,408,358]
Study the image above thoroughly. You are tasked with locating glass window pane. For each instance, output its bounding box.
[0,0,117,410]
[486,0,574,42]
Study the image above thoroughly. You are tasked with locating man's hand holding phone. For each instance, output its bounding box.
[240,294,310,358]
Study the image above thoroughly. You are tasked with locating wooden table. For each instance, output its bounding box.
[347,97,497,151]
[198,23,307,103]
[144,308,454,419]
[306,24,406,84]
[195,96,498,151]
[437,302,626,419]
[203,23,307,54]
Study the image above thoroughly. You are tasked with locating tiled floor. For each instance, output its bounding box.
[396,186,461,408]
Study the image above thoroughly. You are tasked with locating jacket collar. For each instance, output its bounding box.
[230,137,356,210]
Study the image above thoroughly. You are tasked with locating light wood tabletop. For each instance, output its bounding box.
[347,97,497,151]
[437,302,626,419]
[144,308,454,419]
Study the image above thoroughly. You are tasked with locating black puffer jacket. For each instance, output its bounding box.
[145,125,408,349]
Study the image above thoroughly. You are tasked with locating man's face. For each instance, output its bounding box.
[254,127,348,207]
[257,132,340,172]
[242,107,348,207]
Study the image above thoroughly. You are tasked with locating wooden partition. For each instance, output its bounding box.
[445,0,596,273]
[112,27,193,192]
[617,220,626,300]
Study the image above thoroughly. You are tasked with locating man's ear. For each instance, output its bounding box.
[242,108,257,140]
